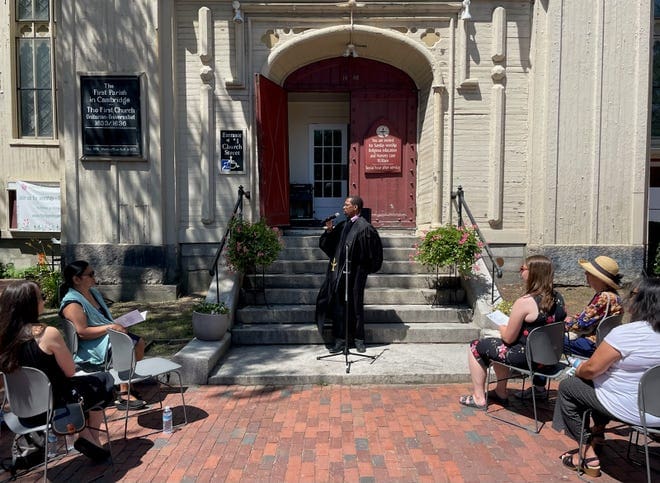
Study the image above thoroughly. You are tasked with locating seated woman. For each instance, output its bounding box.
[459,254,567,409]
[553,276,660,478]
[0,281,115,461]
[564,255,623,357]
[518,255,624,400]
[59,260,146,410]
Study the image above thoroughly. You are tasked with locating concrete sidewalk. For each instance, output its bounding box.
[1,382,655,482]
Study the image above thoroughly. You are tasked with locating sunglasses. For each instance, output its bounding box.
[519,266,528,272]
[81,271,95,278]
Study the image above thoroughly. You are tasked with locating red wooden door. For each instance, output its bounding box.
[255,74,290,226]
[350,89,417,227]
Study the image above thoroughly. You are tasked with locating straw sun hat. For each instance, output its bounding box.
[578,256,622,290]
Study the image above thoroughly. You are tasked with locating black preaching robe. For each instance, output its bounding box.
[315,216,383,341]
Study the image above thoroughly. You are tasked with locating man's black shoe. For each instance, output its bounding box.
[329,338,345,353]
[354,339,366,353]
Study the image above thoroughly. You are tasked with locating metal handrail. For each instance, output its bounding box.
[451,185,503,303]
[209,185,251,301]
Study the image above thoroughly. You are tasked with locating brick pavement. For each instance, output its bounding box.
[1,382,656,482]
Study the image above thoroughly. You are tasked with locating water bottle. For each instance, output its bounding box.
[566,356,583,376]
[162,406,173,434]
[47,430,58,457]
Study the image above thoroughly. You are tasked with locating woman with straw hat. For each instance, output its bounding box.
[517,255,624,401]
[565,255,623,357]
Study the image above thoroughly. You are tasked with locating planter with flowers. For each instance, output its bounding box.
[192,301,231,341]
[413,224,483,305]
[225,218,284,299]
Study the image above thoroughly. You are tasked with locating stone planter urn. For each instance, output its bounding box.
[191,302,231,341]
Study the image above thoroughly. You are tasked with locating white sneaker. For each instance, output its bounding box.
[514,386,547,400]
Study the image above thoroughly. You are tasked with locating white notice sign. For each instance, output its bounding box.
[16,181,61,232]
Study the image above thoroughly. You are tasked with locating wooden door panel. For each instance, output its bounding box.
[350,90,417,227]
[255,74,290,226]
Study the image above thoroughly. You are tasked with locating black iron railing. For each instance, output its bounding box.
[451,185,503,303]
[209,185,250,301]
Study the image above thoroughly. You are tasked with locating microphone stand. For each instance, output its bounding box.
[317,242,376,373]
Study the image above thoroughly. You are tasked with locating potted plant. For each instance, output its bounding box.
[225,218,284,289]
[191,301,231,341]
[413,224,483,304]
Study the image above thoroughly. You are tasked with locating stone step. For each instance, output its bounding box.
[207,343,471,385]
[235,304,472,324]
[245,273,445,289]
[268,260,434,274]
[242,287,458,305]
[230,322,480,345]
[279,246,414,261]
[282,231,417,248]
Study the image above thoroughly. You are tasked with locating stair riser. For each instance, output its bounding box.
[246,274,446,289]
[243,288,459,305]
[280,247,415,260]
[231,326,479,345]
[236,308,472,324]
[281,234,419,249]
[269,260,433,274]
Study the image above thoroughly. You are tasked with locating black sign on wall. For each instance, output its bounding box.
[219,130,244,173]
[81,76,142,157]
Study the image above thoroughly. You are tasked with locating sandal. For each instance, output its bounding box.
[560,449,601,477]
[486,390,509,406]
[459,395,486,410]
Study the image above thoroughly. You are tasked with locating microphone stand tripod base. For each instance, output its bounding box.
[317,342,376,374]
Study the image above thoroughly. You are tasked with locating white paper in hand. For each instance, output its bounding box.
[486,310,509,327]
[114,309,148,328]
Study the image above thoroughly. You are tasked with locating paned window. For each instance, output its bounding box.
[15,0,55,138]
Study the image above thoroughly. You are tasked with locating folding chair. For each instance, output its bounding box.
[627,364,660,483]
[486,321,567,433]
[594,314,623,345]
[107,328,187,438]
[59,318,109,374]
[2,367,54,482]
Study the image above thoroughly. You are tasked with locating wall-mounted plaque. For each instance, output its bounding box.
[81,75,142,157]
[364,122,402,173]
[219,130,245,173]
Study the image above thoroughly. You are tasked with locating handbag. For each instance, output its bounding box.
[52,402,86,435]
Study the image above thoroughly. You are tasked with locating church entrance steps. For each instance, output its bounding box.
[211,229,478,385]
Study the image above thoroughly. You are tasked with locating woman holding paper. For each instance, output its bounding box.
[60,260,146,410]
[459,255,566,409]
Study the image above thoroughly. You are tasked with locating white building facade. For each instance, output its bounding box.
[0,0,652,295]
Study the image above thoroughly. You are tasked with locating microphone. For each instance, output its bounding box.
[323,213,340,223]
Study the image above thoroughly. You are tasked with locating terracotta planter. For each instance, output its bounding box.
[191,311,231,341]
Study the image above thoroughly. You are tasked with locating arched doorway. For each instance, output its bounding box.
[256,57,418,228]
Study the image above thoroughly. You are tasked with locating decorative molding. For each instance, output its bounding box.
[198,7,216,225]
[432,84,447,227]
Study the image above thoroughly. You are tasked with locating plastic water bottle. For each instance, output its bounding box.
[566,356,583,376]
[47,430,58,457]
[162,406,173,434]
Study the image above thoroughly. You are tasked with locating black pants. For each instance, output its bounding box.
[552,376,615,443]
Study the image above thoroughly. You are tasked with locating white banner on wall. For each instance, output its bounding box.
[16,181,61,232]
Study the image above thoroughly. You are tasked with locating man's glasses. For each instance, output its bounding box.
[81,271,95,278]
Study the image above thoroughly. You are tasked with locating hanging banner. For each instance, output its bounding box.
[15,181,61,231]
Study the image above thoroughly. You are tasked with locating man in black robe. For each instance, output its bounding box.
[316,196,383,353]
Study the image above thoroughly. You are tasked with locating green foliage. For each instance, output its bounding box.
[225,218,284,273]
[413,224,483,276]
[192,301,229,314]
[653,244,660,275]
[21,238,62,308]
[495,299,513,316]
[0,262,21,279]
[23,264,62,308]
